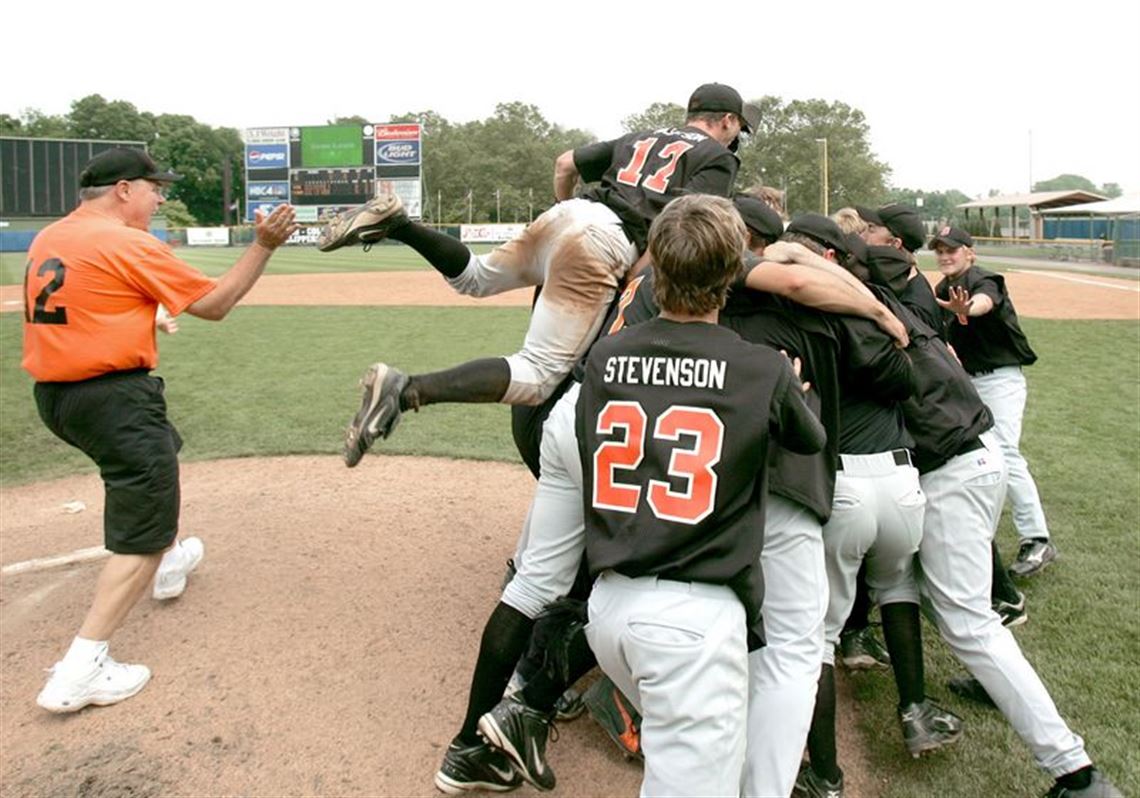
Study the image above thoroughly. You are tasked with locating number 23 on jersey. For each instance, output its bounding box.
[592,400,724,525]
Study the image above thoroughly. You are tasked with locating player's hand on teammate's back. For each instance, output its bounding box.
[879,310,910,349]
[254,204,299,250]
[780,350,812,394]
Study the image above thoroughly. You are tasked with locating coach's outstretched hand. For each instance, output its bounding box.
[254,204,299,250]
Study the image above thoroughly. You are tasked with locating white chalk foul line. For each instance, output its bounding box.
[1012,271,1140,293]
[1,546,112,576]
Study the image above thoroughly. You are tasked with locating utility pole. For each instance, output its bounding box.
[815,138,829,216]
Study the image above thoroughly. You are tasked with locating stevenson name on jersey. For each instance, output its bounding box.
[602,355,727,390]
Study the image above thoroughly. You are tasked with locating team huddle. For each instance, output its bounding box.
[20,84,1119,798]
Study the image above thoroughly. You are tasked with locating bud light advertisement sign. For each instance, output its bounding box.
[375,140,420,166]
[246,144,288,170]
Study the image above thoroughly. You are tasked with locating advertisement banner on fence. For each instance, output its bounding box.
[244,127,289,145]
[460,223,527,243]
[186,227,230,246]
[247,200,288,222]
[287,227,323,246]
[246,144,288,170]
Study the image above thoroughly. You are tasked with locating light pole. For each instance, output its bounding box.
[815,137,829,216]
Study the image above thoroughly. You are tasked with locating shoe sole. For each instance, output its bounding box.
[477,713,552,792]
[37,670,152,713]
[317,195,403,252]
[153,542,205,600]
[343,364,403,468]
[905,727,963,758]
[841,655,890,671]
[433,771,518,794]
[1001,611,1028,628]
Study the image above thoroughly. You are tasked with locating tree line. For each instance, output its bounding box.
[1,95,1121,228]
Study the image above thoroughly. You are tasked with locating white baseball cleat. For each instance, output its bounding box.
[36,654,151,713]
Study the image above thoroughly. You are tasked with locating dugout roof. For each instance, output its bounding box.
[957,190,1107,212]
[1039,195,1140,216]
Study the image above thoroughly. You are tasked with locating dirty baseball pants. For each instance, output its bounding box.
[587,570,749,798]
[918,432,1091,776]
[446,199,637,405]
[742,496,827,798]
[971,366,1050,542]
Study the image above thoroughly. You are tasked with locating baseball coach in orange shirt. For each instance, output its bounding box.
[22,147,297,713]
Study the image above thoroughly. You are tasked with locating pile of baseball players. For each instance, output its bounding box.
[20,84,1117,798]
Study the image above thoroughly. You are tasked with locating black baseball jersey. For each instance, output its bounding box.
[899,273,943,335]
[575,127,738,254]
[829,313,916,454]
[936,266,1037,375]
[868,287,994,474]
[577,318,825,634]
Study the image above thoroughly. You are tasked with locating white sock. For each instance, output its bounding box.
[60,637,109,672]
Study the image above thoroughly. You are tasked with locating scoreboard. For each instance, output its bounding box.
[244,123,422,223]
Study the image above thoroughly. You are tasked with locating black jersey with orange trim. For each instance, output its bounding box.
[575,127,738,254]
[577,318,825,635]
[936,266,1037,375]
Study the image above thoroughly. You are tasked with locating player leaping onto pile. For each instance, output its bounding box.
[318,84,906,467]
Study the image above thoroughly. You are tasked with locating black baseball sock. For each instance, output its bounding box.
[457,602,535,745]
[806,664,841,784]
[389,222,472,279]
[401,358,511,410]
[880,601,925,707]
[990,542,1022,605]
[520,628,597,713]
[842,564,872,634]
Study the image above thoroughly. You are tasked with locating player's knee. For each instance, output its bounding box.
[502,355,570,406]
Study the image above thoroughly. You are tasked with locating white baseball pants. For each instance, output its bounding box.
[501,383,585,620]
[971,366,1050,541]
[742,496,827,798]
[821,451,926,665]
[587,570,749,798]
[446,199,637,405]
[918,432,1091,777]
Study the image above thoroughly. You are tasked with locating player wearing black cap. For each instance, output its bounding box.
[580,194,825,796]
[931,227,1056,577]
[856,203,943,332]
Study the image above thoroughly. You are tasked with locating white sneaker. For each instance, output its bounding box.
[153,537,205,600]
[36,654,151,713]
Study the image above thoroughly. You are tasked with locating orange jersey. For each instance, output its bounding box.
[22,205,216,382]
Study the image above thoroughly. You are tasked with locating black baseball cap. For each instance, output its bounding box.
[733,195,784,242]
[79,147,182,188]
[855,203,926,252]
[866,245,912,296]
[786,213,849,259]
[688,83,761,134]
[929,226,974,249]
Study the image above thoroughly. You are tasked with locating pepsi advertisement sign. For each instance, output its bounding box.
[248,181,290,200]
[246,144,288,169]
[376,139,420,166]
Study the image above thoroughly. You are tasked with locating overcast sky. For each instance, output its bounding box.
[5,0,1137,199]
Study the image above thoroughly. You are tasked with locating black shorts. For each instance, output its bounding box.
[34,370,183,555]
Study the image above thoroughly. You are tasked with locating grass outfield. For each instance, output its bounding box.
[1,308,1137,796]
[0,244,500,285]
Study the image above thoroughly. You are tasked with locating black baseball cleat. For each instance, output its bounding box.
[343,363,409,468]
[899,699,964,757]
[478,696,556,791]
[792,762,844,798]
[433,740,522,794]
[317,194,408,252]
[994,590,1028,627]
[947,674,997,708]
[838,626,891,670]
[1009,538,1058,578]
[1044,768,1123,798]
